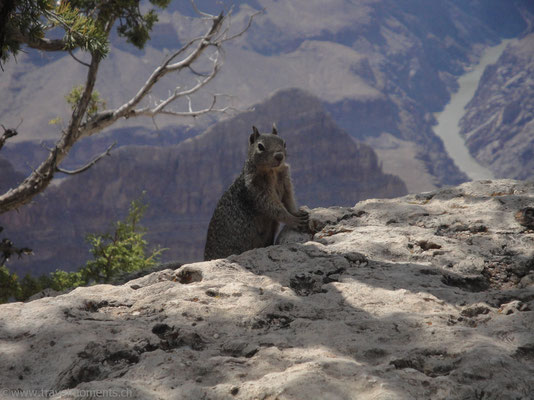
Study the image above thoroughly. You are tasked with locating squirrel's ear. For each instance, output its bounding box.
[250,126,260,144]
[272,123,278,135]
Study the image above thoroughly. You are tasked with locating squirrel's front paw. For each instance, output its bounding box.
[295,208,308,217]
[295,209,310,230]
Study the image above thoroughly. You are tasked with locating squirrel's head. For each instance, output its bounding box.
[248,124,287,170]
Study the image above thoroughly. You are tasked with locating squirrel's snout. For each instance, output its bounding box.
[274,153,284,162]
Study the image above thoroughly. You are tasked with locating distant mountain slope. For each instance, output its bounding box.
[0,125,200,177]
[2,0,532,191]
[0,89,407,276]
[460,33,534,180]
[0,158,24,195]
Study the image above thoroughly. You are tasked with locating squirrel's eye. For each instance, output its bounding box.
[258,143,265,152]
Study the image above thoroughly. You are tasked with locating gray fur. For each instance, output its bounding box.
[204,126,308,260]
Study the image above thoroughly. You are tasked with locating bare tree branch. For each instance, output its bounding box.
[56,142,116,175]
[135,94,235,118]
[0,238,33,265]
[188,65,210,77]
[218,9,263,43]
[11,29,67,52]
[0,123,20,151]
[0,119,22,152]
[77,12,228,138]
[0,7,259,214]
[190,0,216,19]
[68,50,91,67]
[151,53,221,113]
[0,21,110,213]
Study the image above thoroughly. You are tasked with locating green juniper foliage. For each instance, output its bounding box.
[0,0,234,216]
[0,265,20,303]
[66,84,106,116]
[16,273,52,300]
[50,84,106,125]
[0,196,165,303]
[0,0,171,66]
[53,1,109,57]
[83,195,165,283]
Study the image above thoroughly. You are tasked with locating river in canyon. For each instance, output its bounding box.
[433,40,513,181]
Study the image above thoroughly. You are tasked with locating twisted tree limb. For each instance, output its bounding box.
[0,20,109,213]
[0,9,259,214]
[78,12,227,138]
[0,124,18,151]
[11,30,68,52]
[56,142,116,175]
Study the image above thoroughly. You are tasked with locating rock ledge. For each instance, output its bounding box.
[1,180,533,399]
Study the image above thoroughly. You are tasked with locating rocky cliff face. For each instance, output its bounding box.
[1,179,533,399]
[0,157,24,195]
[0,89,407,276]
[0,126,200,177]
[2,1,532,192]
[460,33,534,180]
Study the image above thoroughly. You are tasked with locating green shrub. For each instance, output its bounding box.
[0,195,165,303]
[0,265,20,303]
[82,195,165,283]
[16,274,43,301]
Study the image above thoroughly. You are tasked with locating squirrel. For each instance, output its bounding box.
[204,125,309,261]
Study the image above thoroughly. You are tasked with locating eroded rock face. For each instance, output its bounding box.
[0,157,24,194]
[460,33,534,180]
[0,89,407,276]
[1,180,533,399]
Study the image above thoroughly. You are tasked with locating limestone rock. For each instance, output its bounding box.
[460,33,534,180]
[1,180,533,399]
